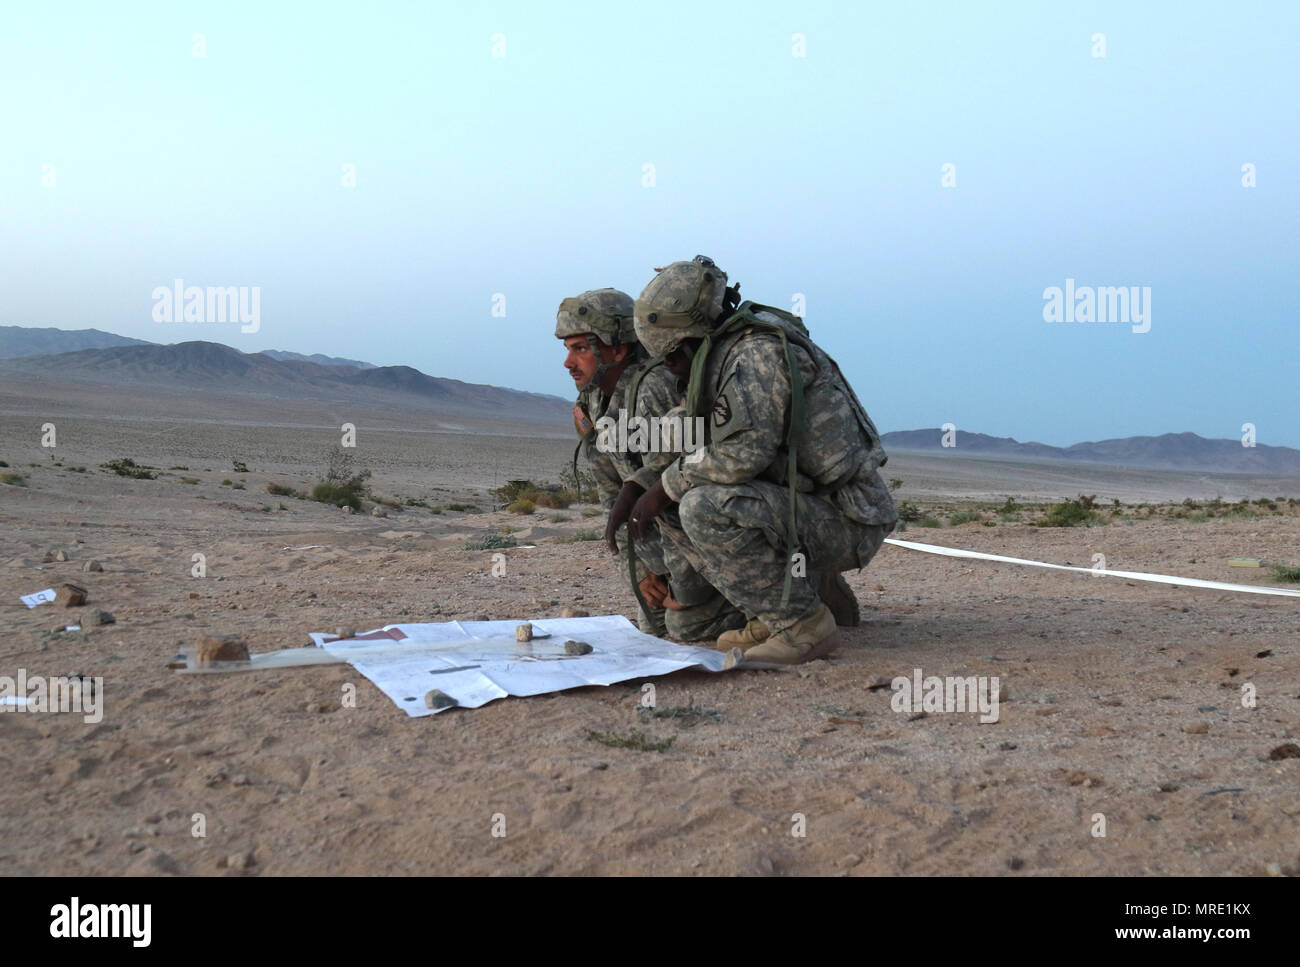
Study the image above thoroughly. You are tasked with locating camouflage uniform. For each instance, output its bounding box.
[634,260,897,639]
[561,290,742,641]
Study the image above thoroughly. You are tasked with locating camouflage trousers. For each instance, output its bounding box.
[659,480,894,634]
[615,520,745,642]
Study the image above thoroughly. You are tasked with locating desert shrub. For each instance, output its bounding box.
[312,482,363,510]
[507,499,535,515]
[375,495,403,510]
[581,507,602,518]
[548,513,569,523]
[221,479,233,486]
[0,460,8,467]
[440,503,477,513]
[464,534,517,550]
[1269,564,1300,582]
[169,465,189,471]
[231,482,245,490]
[2,472,26,486]
[1038,497,1098,527]
[949,509,981,525]
[897,501,922,522]
[266,482,300,497]
[494,479,574,510]
[101,458,158,480]
[559,464,600,504]
[232,459,250,473]
[916,517,943,528]
[310,445,371,509]
[180,477,199,485]
[405,497,430,508]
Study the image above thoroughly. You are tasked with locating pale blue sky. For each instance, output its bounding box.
[2,1,1296,446]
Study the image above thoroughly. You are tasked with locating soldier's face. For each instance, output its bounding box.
[563,335,601,388]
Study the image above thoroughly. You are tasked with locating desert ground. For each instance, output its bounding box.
[2,389,1299,876]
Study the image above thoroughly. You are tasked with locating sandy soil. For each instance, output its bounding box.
[2,410,1299,876]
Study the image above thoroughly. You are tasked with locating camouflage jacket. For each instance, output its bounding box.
[659,321,898,528]
[577,360,682,508]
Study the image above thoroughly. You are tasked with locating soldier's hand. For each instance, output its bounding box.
[628,479,674,542]
[605,480,645,553]
[638,573,670,610]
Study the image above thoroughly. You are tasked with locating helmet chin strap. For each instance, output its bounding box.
[582,337,630,395]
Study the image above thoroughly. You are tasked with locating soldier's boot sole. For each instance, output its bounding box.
[818,570,860,627]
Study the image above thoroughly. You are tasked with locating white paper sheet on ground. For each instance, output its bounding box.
[20,588,56,608]
[307,615,731,717]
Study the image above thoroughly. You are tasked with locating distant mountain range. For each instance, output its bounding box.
[881,429,1300,474]
[0,326,154,357]
[0,334,570,424]
[1,326,1296,473]
[0,326,374,370]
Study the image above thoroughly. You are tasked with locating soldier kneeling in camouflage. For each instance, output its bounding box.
[626,256,898,664]
[556,287,743,641]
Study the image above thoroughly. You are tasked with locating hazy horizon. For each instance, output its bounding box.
[3,2,1296,447]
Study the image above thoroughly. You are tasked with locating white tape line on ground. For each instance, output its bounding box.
[883,537,1300,598]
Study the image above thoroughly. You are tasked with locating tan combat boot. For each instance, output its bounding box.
[818,570,860,627]
[715,618,770,651]
[741,603,840,665]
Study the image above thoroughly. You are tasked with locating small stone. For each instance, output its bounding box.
[86,609,115,626]
[425,689,458,710]
[227,851,252,870]
[341,505,355,514]
[1182,721,1210,735]
[42,551,55,563]
[335,627,357,639]
[757,855,775,874]
[305,703,322,714]
[907,710,927,722]
[561,607,590,618]
[231,774,250,786]
[1008,856,1025,871]
[82,559,102,572]
[188,592,199,599]
[55,550,69,562]
[1158,781,1180,793]
[1268,743,1300,761]
[55,583,87,607]
[166,653,188,669]
[194,634,250,666]
[515,623,533,642]
[866,675,892,690]
[371,506,388,518]
[128,841,146,853]
[564,639,593,656]
[1265,862,1283,877]
[998,741,1018,751]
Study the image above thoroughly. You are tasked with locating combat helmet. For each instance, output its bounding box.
[633,255,730,358]
[554,288,637,347]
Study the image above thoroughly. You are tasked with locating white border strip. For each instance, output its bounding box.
[883,537,1300,598]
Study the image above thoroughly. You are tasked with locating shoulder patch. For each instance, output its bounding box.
[573,404,594,437]
[712,394,732,427]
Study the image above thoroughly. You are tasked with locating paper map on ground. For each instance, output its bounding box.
[308,615,731,717]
